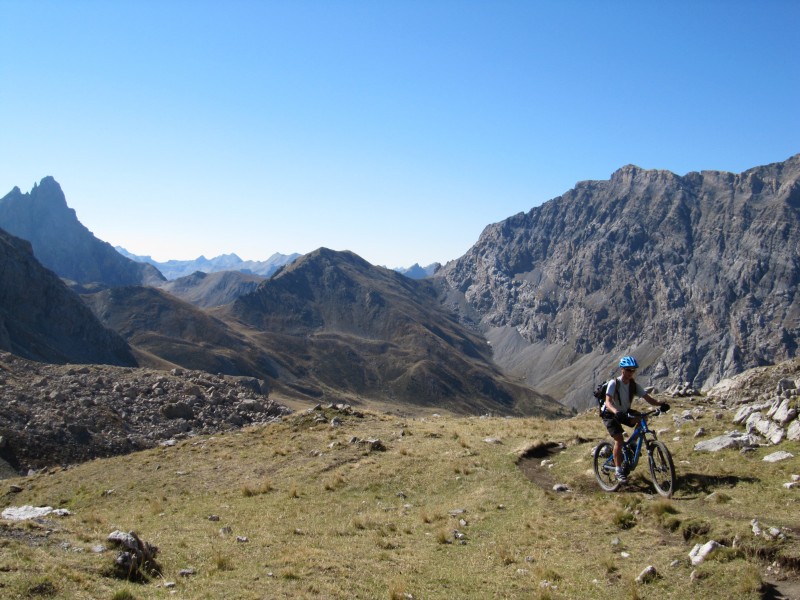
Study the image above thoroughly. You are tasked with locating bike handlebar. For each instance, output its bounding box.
[628,408,666,419]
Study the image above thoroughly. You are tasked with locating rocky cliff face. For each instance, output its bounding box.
[0,227,137,366]
[436,154,800,409]
[0,177,164,287]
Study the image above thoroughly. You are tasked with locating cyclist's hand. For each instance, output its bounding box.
[659,403,671,413]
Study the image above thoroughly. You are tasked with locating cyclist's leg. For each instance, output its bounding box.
[611,433,624,467]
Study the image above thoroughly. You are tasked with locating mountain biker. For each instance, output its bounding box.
[602,356,670,482]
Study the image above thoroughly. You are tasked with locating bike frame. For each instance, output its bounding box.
[622,413,654,471]
[604,410,659,473]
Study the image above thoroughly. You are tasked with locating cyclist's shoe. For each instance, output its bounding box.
[616,468,628,483]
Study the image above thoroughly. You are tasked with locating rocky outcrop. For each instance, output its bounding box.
[693,359,800,451]
[0,227,136,366]
[436,154,800,409]
[0,178,164,287]
[0,352,289,474]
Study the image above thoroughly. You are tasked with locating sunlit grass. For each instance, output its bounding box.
[0,400,797,599]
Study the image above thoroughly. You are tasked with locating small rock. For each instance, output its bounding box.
[179,568,196,577]
[763,451,794,463]
[689,540,722,565]
[636,565,658,584]
[552,483,570,492]
[752,519,763,536]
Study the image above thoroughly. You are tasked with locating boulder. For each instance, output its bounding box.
[694,432,759,452]
[763,451,794,463]
[788,420,800,442]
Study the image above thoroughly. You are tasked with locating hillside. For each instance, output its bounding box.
[156,270,265,308]
[0,360,797,599]
[0,178,164,287]
[219,248,569,417]
[81,285,281,380]
[436,153,800,409]
[0,227,136,366]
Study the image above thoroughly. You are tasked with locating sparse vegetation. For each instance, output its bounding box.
[0,399,798,599]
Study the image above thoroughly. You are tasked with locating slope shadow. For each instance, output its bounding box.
[678,472,760,498]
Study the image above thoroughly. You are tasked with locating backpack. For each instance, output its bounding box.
[593,377,622,416]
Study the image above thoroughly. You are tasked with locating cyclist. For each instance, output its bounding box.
[602,356,670,482]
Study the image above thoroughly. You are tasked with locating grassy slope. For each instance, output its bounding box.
[1,396,798,600]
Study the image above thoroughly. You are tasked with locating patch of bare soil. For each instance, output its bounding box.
[516,442,564,490]
[763,576,800,600]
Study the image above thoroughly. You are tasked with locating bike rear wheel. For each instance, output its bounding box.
[593,441,621,492]
[648,440,676,497]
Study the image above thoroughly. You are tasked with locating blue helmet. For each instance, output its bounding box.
[619,355,639,369]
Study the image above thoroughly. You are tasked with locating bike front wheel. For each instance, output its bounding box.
[593,441,621,492]
[647,440,676,497]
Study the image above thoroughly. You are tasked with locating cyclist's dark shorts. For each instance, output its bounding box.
[601,412,634,437]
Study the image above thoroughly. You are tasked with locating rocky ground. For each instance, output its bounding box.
[0,352,291,475]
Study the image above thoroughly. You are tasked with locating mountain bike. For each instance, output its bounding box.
[593,408,676,497]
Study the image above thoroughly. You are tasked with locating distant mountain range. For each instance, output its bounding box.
[1,153,798,414]
[116,247,440,281]
[115,247,301,280]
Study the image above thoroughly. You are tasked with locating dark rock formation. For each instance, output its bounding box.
[0,227,136,366]
[0,177,164,287]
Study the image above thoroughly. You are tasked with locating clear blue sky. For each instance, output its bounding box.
[2,1,798,268]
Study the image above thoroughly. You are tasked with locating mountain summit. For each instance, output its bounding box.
[0,177,164,287]
[436,154,800,409]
